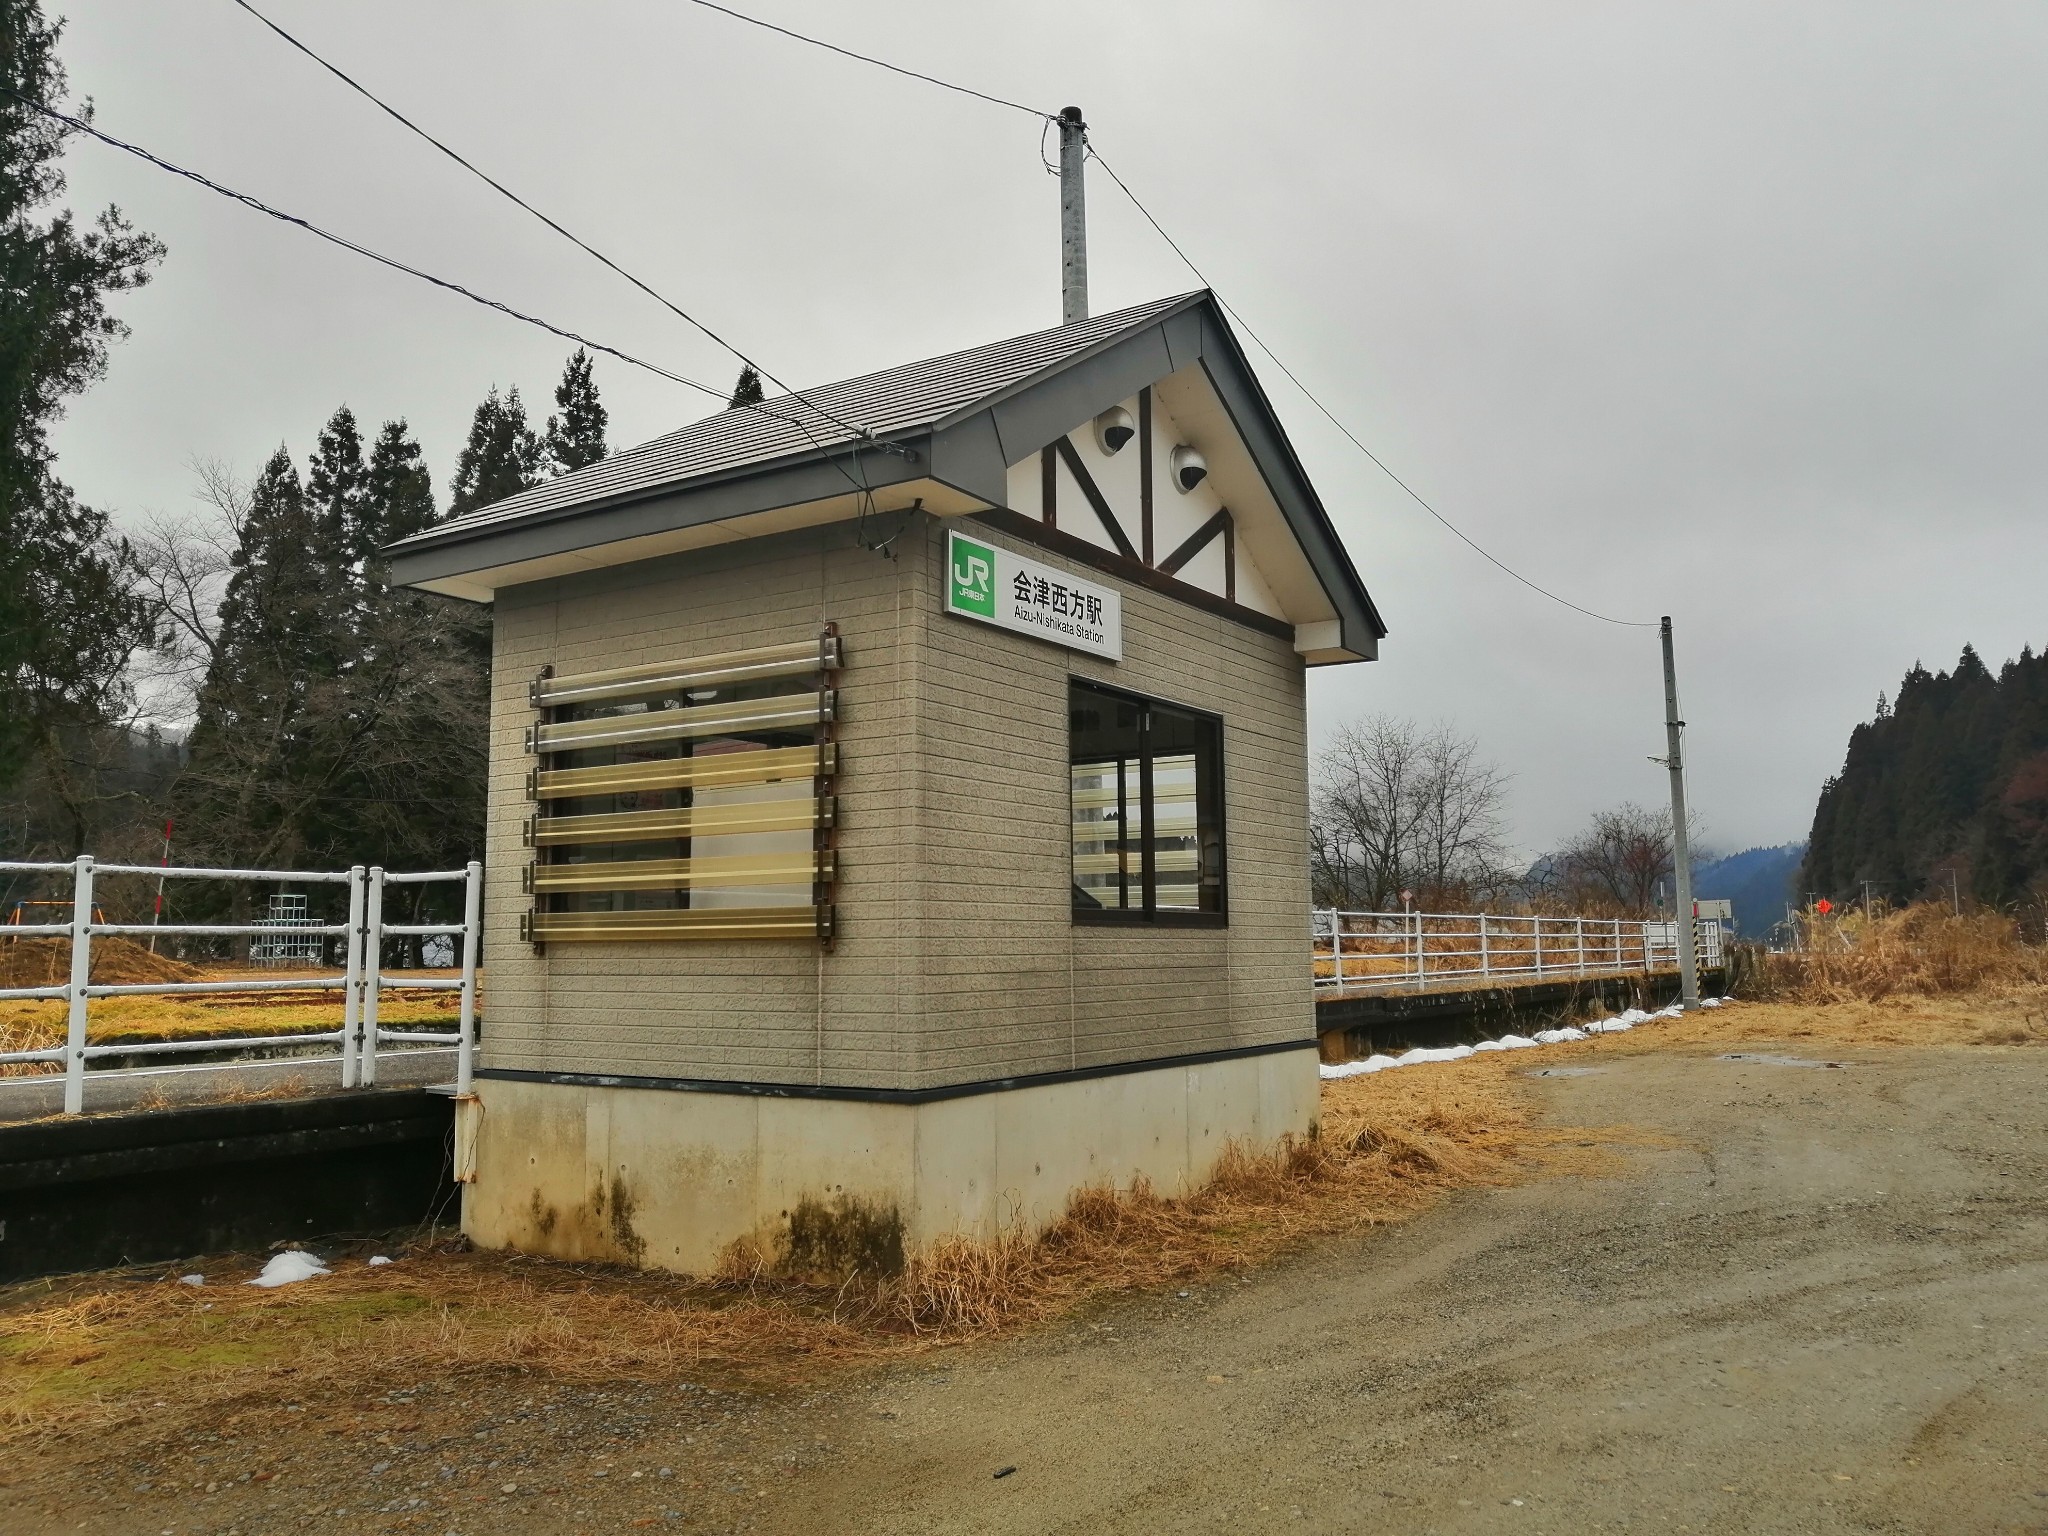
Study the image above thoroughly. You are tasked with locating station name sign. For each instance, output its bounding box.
[944,529,1122,661]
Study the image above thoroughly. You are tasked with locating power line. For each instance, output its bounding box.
[4,88,730,404]
[222,0,888,453]
[680,0,1054,122]
[1086,147,1658,629]
[3,86,885,498]
[657,2,1658,628]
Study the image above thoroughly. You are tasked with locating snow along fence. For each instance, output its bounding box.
[0,856,480,1115]
[1312,909,1725,993]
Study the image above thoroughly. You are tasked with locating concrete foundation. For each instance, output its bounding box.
[459,1044,1319,1275]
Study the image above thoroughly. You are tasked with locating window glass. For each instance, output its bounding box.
[1069,687,1144,911]
[1070,681,1225,921]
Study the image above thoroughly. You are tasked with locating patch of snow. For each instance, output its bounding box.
[247,1250,331,1289]
[1319,994,1718,1080]
[367,1255,394,1267]
[178,1274,204,1287]
[1320,1054,1401,1079]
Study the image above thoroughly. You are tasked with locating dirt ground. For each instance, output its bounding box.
[3,1020,2046,1534]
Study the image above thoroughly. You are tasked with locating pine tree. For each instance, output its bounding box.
[448,385,543,517]
[363,419,435,567]
[305,405,369,575]
[0,0,164,786]
[1802,641,2048,907]
[729,364,764,409]
[178,449,343,866]
[544,349,607,474]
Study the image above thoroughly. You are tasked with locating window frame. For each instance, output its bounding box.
[1068,677,1229,929]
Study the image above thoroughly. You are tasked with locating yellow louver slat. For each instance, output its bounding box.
[527,797,831,847]
[532,636,838,709]
[531,742,835,801]
[522,906,831,942]
[526,850,834,894]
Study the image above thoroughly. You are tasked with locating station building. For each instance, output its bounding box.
[387,290,1384,1273]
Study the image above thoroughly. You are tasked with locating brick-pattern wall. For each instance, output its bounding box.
[480,511,1313,1091]
[905,517,1311,1089]
[484,522,916,1089]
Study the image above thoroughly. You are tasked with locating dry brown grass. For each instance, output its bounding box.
[0,1055,1634,1446]
[1742,904,2048,1004]
[0,979,463,1078]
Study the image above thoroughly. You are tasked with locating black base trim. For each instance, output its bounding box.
[474,1036,1316,1106]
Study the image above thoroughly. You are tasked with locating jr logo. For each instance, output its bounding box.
[949,534,996,617]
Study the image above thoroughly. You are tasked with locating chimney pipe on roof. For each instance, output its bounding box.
[1058,106,1088,325]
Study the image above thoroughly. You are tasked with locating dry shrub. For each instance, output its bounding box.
[0,938,202,991]
[0,1058,1627,1444]
[1740,903,2048,1005]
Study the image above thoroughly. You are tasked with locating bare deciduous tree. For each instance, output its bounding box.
[1310,717,1513,909]
[1549,801,1703,916]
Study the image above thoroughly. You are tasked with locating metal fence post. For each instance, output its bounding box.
[456,859,482,1095]
[1576,917,1586,976]
[359,867,385,1087]
[62,854,94,1115]
[1533,918,1543,976]
[1479,912,1490,978]
[339,865,365,1088]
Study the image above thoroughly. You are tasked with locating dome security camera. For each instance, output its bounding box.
[1170,444,1209,493]
[1092,406,1136,455]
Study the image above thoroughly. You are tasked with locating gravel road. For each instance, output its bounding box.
[8,1042,2045,1535]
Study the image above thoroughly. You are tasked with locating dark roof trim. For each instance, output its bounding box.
[385,292,1383,657]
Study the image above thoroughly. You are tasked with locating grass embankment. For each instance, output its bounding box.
[0,937,461,1075]
[0,1057,1647,1444]
[1714,903,2048,1049]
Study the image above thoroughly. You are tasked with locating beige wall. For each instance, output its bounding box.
[484,510,1313,1093]
[460,1044,1321,1274]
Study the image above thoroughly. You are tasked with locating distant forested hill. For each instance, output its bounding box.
[1804,644,2048,907]
[1694,843,1804,936]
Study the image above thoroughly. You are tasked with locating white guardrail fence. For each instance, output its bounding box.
[0,856,480,1115]
[1312,908,1724,992]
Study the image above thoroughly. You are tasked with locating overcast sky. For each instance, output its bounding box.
[44,0,2048,860]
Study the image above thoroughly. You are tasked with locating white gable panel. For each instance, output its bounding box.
[996,372,1330,629]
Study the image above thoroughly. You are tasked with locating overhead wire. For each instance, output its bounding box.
[1084,147,1657,629]
[0,87,734,400]
[221,0,890,455]
[679,0,1054,122]
[659,2,1659,628]
[3,87,887,502]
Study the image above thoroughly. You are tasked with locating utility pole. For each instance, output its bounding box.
[1058,105,1088,324]
[1660,616,1700,1008]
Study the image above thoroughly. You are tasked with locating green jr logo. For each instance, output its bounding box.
[949,534,996,617]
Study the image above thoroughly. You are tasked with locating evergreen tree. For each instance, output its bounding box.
[448,385,543,517]
[363,419,436,567]
[729,364,764,409]
[1802,642,2048,907]
[305,405,368,574]
[177,449,342,866]
[544,349,607,473]
[0,0,164,786]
